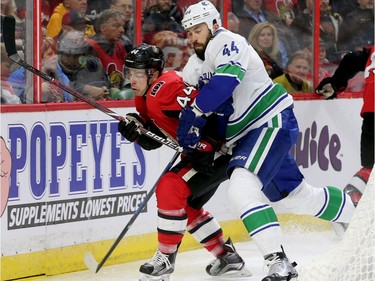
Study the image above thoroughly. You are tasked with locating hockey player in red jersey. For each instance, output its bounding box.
[117,43,250,281]
[316,46,374,206]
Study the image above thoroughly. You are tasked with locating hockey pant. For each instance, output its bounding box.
[156,154,231,257]
[227,107,355,256]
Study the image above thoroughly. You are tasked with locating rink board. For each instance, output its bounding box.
[0,98,362,280]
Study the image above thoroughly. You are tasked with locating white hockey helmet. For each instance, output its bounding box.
[182,1,222,35]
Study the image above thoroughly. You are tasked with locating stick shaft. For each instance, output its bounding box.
[95,150,181,272]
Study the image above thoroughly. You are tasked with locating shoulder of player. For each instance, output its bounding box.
[158,70,183,83]
[148,70,184,94]
[208,29,249,53]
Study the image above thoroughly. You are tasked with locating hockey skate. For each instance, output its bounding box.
[138,250,177,281]
[206,238,252,278]
[262,248,298,281]
[344,184,362,207]
[331,183,360,238]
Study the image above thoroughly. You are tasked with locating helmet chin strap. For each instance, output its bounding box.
[143,70,157,96]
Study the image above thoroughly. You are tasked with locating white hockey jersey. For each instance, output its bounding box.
[186,27,294,145]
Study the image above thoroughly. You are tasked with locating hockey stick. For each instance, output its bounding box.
[84,150,181,273]
[2,15,182,153]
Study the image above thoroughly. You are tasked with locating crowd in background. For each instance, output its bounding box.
[0,0,374,104]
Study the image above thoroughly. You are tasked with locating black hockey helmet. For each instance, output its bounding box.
[125,43,165,76]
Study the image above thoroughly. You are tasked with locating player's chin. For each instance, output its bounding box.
[132,89,144,96]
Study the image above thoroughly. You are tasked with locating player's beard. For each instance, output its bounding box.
[193,33,212,61]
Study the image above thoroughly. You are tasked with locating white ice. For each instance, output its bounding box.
[42,229,341,281]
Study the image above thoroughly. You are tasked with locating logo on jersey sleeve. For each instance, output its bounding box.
[150,81,166,97]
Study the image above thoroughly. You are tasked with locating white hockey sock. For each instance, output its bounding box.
[227,168,282,256]
[279,181,355,223]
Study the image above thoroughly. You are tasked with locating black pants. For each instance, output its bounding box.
[171,154,231,209]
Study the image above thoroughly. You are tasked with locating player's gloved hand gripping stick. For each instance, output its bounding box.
[177,105,207,150]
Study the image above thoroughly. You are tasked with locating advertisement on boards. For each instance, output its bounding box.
[0,107,175,256]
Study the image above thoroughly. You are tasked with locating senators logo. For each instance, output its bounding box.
[150,81,165,97]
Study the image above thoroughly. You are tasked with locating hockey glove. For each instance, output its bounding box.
[191,139,218,176]
[136,122,163,151]
[214,97,234,116]
[118,113,145,142]
[316,77,337,99]
[177,106,207,150]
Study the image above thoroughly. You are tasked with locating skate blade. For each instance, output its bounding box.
[216,267,252,279]
[139,273,171,281]
[332,222,348,238]
[262,274,298,281]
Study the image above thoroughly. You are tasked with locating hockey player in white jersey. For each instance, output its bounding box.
[176,1,356,280]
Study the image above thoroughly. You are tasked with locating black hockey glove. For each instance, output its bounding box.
[191,138,220,176]
[136,122,163,151]
[316,77,337,100]
[118,113,145,142]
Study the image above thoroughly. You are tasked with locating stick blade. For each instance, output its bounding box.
[2,15,19,60]
[84,252,99,273]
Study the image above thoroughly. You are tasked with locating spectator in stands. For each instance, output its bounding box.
[288,0,314,52]
[1,44,21,104]
[142,0,185,44]
[1,0,23,22]
[86,9,127,94]
[273,50,313,93]
[42,0,51,27]
[8,37,57,103]
[40,36,74,102]
[248,22,284,79]
[59,31,109,100]
[227,11,240,33]
[318,40,333,83]
[290,0,343,63]
[144,0,184,22]
[236,0,296,67]
[338,0,374,52]
[46,0,70,38]
[1,0,23,43]
[319,0,342,62]
[69,0,95,37]
[86,0,111,22]
[47,0,95,39]
[8,37,74,103]
[110,0,134,52]
[56,9,88,42]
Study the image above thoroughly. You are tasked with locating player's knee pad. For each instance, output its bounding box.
[227,167,264,214]
[156,172,191,210]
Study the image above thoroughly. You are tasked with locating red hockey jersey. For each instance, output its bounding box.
[362,46,374,116]
[135,70,199,139]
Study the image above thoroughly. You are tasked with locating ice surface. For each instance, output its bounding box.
[42,229,340,280]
